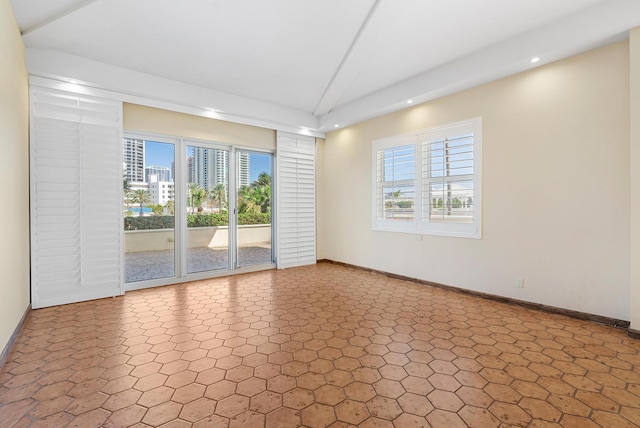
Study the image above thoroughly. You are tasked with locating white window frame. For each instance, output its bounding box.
[372,118,482,239]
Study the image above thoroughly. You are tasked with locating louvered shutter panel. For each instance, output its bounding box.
[30,87,123,308]
[276,132,316,268]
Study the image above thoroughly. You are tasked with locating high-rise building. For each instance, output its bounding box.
[186,156,195,183]
[191,149,248,190]
[214,150,229,187]
[123,138,144,182]
[126,141,249,191]
[192,148,213,189]
[145,166,171,183]
[237,152,250,188]
[174,157,196,183]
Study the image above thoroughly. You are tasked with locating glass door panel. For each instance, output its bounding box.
[237,151,273,267]
[186,145,230,273]
[124,139,176,283]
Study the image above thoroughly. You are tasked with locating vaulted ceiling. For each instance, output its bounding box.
[10,0,640,134]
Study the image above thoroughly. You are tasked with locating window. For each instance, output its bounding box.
[373,118,482,238]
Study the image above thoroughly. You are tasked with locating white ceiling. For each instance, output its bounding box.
[10,0,640,134]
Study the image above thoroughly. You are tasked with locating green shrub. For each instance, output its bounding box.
[238,212,271,225]
[124,216,175,230]
[187,213,228,227]
[124,212,271,230]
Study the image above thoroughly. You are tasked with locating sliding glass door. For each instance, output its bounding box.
[186,144,230,273]
[124,135,274,289]
[236,151,274,267]
[123,138,176,283]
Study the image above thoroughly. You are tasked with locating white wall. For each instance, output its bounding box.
[319,41,631,321]
[124,103,276,150]
[0,0,31,354]
[630,28,640,331]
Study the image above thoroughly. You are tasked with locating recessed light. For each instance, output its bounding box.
[530,57,540,63]
[407,99,413,104]
[334,124,339,128]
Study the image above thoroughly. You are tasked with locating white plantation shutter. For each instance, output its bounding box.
[372,118,482,238]
[30,87,123,308]
[276,132,316,268]
[423,135,474,220]
[419,119,481,238]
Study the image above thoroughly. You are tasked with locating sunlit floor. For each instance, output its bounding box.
[125,246,273,283]
[1,263,640,427]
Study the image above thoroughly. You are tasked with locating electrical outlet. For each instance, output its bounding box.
[515,277,524,288]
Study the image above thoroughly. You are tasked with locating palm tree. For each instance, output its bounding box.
[238,185,259,214]
[252,185,271,213]
[210,183,227,213]
[253,172,271,188]
[187,182,202,214]
[124,190,132,211]
[193,187,207,213]
[249,172,271,213]
[130,189,151,217]
[165,200,175,215]
[387,190,401,208]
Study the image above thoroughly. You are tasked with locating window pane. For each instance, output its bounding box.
[376,144,415,221]
[187,146,230,274]
[124,139,175,283]
[428,180,474,223]
[237,152,273,267]
[383,145,415,182]
[380,184,415,220]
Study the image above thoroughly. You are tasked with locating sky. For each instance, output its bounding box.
[145,141,271,183]
[248,154,271,182]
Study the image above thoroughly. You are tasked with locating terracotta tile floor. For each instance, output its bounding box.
[1,263,640,427]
